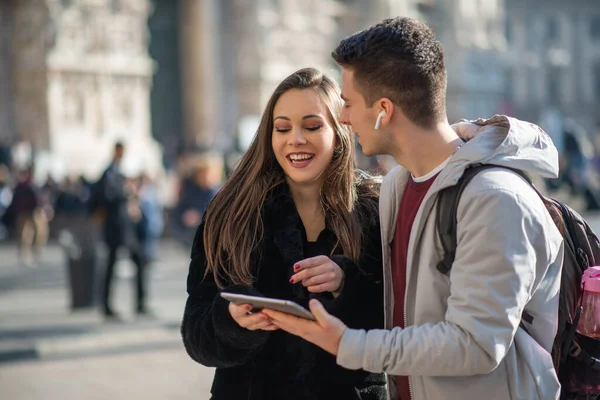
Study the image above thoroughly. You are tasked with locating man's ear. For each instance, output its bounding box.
[376,98,395,128]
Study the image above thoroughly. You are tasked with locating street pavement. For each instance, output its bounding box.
[1,212,600,400]
[0,348,212,400]
[0,238,215,400]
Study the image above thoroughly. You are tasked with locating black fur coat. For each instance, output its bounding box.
[181,184,386,400]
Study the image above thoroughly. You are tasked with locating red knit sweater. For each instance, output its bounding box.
[391,174,438,400]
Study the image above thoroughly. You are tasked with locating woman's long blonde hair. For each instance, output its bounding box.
[204,68,379,288]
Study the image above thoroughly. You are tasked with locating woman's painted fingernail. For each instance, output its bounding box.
[293,264,299,270]
[289,278,294,283]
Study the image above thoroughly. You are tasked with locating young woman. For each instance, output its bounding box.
[181,68,386,400]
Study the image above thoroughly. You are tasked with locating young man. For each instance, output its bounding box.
[263,17,564,400]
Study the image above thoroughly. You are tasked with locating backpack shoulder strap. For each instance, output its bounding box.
[436,163,535,274]
[436,163,537,327]
[436,164,500,274]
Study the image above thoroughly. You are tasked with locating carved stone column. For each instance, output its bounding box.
[178,0,222,150]
[0,0,17,145]
[11,0,53,149]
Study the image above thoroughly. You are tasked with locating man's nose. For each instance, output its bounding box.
[339,109,351,126]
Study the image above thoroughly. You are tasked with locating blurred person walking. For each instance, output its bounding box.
[92,142,150,320]
[11,166,48,266]
[136,173,163,263]
[0,164,13,240]
[173,156,222,247]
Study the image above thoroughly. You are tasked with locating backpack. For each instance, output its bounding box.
[436,163,600,398]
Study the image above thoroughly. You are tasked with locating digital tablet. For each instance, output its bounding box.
[220,292,316,321]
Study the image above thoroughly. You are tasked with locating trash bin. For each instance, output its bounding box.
[59,218,101,310]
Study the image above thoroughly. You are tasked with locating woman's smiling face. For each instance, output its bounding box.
[271,89,336,188]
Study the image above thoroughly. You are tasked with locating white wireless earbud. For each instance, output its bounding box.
[374,111,386,130]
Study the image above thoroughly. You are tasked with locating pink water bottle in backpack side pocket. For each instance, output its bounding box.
[577,266,600,338]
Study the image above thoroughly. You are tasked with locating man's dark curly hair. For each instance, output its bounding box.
[332,17,446,129]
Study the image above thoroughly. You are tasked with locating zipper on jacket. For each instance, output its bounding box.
[403,234,413,400]
[404,250,415,400]
[404,291,414,400]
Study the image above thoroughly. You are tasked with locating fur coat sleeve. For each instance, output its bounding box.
[181,223,271,368]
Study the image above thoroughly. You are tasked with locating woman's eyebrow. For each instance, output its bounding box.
[302,114,323,120]
[274,114,323,121]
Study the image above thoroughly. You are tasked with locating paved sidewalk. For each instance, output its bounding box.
[0,240,188,362]
[0,239,215,399]
[0,347,214,400]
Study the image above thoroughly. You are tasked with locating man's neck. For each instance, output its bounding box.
[391,121,463,178]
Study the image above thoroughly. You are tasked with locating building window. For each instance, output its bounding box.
[63,90,85,124]
[505,69,514,103]
[504,15,512,44]
[546,17,560,45]
[547,67,561,105]
[527,68,538,104]
[591,16,600,40]
[525,14,537,51]
[595,63,600,101]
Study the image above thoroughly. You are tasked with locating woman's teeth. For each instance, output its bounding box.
[289,154,314,163]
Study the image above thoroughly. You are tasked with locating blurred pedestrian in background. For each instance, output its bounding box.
[11,166,48,267]
[0,164,13,241]
[173,154,222,247]
[136,172,164,263]
[92,142,150,320]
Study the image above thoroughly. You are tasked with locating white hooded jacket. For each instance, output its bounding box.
[337,115,564,400]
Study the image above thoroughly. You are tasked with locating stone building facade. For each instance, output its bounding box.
[4,0,162,179]
[505,0,600,129]
[4,0,597,179]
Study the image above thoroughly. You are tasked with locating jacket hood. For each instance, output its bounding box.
[449,115,559,180]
